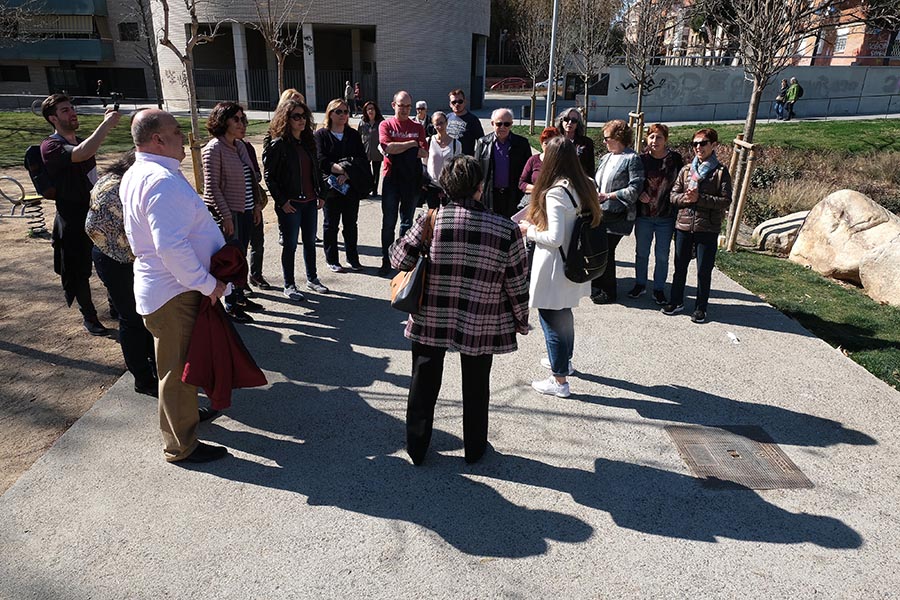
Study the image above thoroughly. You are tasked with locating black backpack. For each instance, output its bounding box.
[24,136,62,200]
[796,84,804,99]
[554,186,608,283]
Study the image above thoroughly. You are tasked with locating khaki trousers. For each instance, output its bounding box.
[143,291,202,461]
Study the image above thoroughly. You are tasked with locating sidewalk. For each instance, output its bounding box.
[1,200,899,598]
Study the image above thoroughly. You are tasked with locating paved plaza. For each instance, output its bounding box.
[1,198,899,599]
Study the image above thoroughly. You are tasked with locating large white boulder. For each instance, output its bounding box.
[789,190,900,285]
[859,237,900,307]
[752,211,809,255]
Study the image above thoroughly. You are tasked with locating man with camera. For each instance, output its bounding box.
[40,93,120,335]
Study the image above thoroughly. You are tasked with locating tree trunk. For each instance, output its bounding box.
[742,77,762,145]
[146,34,164,108]
[277,51,285,94]
[529,82,536,135]
[182,53,204,191]
[725,77,763,247]
[636,80,644,114]
[583,77,590,124]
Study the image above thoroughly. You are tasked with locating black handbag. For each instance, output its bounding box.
[389,209,437,314]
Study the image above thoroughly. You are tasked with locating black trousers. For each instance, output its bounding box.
[92,248,156,386]
[492,187,517,219]
[591,232,624,299]
[407,341,494,465]
[248,217,264,278]
[323,192,360,266]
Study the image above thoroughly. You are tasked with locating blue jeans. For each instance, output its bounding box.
[634,216,675,292]
[539,308,574,377]
[277,200,318,286]
[381,175,419,264]
[670,230,719,311]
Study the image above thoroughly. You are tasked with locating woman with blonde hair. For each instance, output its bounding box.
[519,137,602,398]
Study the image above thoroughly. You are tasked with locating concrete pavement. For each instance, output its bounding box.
[1,199,899,599]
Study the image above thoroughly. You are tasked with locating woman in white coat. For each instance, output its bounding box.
[518,137,603,398]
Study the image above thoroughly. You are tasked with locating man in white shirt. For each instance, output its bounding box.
[120,109,229,464]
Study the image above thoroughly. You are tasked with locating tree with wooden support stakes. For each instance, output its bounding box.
[566,0,622,125]
[244,0,314,96]
[509,0,552,135]
[155,0,232,191]
[692,0,900,249]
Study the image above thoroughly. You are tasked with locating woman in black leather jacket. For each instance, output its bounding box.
[262,99,328,300]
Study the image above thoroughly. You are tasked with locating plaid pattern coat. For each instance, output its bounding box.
[390,197,530,356]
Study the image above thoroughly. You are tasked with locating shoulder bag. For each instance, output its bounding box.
[390,209,437,314]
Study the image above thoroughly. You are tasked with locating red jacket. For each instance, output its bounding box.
[182,242,266,409]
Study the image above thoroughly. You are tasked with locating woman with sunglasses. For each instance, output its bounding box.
[591,119,644,305]
[556,108,595,175]
[314,98,369,272]
[263,99,328,300]
[662,128,732,323]
[358,101,384,197]
[201,101,264,322]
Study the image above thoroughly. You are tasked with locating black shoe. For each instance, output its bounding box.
[691,309,707,323]
[198,406,219,422]
[179,442,228,463]
[347,261,364,272]
[248,274,272,290]
[225,306,254,323]
[237,297,265,312]
[661,303,684,315]
[627,284,646,299]
[590,291,614,305]
[109,305,119,320]
[134,379,158,397]
[653,290,667,305]
[243,287,256,299]
[83,316,108,336]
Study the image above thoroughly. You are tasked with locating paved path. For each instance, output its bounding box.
[2,200,899,599]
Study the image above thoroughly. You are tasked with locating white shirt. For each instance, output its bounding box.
[597,152,625,194]
[120,152,225,315]
[426,136,461,182]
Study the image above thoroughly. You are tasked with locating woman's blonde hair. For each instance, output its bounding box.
[527,137,601,230]
[323,98,349,130]
[279,88,305,106]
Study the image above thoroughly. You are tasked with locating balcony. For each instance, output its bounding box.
[3,0,107,16]
[0,39,115,62]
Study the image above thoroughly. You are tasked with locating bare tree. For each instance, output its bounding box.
[245,0,314,94]
[123,0,165,108]
[510,0,552,133]
[155,0,230,145]
[624,0,681,116]
[566,0,623,124]
[0,0,49,48]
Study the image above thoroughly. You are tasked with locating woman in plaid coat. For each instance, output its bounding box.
[390,155,530,466]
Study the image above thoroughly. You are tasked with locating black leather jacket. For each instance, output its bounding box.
[262,135,325,208]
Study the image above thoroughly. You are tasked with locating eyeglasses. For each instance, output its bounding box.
[332,109,349,115]
[494,121,512,128]
[232,115,248,124]
[562,117,579,123]
[395,103,411,109]
[289,113,308,121]
[450,100,465,106]
[692,140,711,147]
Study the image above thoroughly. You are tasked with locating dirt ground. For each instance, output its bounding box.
[0,140,267,495]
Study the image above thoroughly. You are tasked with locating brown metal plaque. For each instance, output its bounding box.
[665,425,814,490]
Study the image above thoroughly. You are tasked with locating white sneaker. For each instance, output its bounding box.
[283,285,305,301]
[306,278,330,294]
[531,376,570,398]
[540,357,575,375]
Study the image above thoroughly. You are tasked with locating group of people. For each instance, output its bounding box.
[36,85,731,467]
[774,77,803,121]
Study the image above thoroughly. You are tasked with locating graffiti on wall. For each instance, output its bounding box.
[618,77,666,94]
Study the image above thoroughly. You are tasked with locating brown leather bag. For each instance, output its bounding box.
[389,209,437,313]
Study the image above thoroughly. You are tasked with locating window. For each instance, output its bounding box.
[0,66,30,82]
[118,22,140,42]
[834,27,849,54]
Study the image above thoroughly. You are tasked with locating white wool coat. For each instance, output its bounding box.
[526,179,591,309]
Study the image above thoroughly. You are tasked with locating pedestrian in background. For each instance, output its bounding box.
[358,101,385,197]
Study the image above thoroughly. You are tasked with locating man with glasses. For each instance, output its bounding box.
[446,88,484,155]
[413,100,436,137]
[473,108,531,218]
[377,90,428,276]
[40,93,121,335]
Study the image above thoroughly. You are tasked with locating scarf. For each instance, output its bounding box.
[690,153,720,187]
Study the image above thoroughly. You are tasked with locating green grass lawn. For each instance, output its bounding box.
[0,111,270,168]
[514,118,900,154]
[716,250,900,391]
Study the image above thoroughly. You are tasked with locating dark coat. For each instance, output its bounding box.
[313,126,374,197]
[670,163,733,234]
[262,135,325,208]
[473,131,532,214]
[182,242,267,410]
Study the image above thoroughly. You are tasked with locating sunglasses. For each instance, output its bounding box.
[692,140,711,147]
[289,112,308,121]
[232,115,248,124]
[450,100,465,105]
[332,109,349,115]
[494,121,512,128]
[562,117,579,123]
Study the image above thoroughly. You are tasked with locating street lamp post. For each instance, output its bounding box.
[545,0,560,127]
